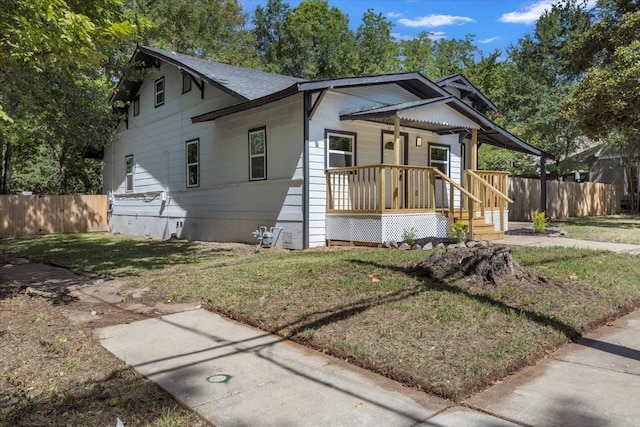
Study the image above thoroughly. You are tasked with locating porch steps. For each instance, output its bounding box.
[450,211,505,241]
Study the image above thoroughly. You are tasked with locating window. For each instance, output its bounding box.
[154,77,165,107]
[182,73,192,94]
[125,155,134,192]
[429,144,449,176]
[249,127,267,180]
[133,96,140,116]
[327,131,355,168]
[186,139,199,187]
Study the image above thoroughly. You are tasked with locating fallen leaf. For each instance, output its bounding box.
[355,402,363,409]
[568,273,578,280]
[370,277,380,283]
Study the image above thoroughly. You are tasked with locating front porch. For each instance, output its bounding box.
[325,164,512,244]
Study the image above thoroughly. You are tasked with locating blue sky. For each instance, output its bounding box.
[242,0,594,54]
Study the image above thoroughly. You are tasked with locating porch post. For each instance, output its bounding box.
[540,154,547,213]
[393,115,401,209]
[471,128,478,170]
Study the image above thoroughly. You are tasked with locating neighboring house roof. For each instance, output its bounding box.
[436,74,498,114]
[110,45,303,111]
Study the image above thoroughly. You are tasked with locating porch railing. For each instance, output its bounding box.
[464,170,513,231]
[326,164,481,235]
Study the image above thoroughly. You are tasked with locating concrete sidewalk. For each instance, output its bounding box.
[97,309,515,426]
[98,307,640,426]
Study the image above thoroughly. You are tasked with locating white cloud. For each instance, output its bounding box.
[387,12,402,18]
[391,32,414,41]
[499,0,555,24]
[398,14,474,28]
[391,31,447,41]
[477,36,499,44]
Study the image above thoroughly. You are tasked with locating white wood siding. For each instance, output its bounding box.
[105,62,305,248]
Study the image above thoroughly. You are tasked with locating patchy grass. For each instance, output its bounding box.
[553,214,640,245]
[2,234,640,401]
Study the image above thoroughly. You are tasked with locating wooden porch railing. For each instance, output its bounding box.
[464,170,513,231]
[325,164,482,236]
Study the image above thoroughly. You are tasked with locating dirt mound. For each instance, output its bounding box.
[406,246,548,287]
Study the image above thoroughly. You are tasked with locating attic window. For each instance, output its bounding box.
[125,154,134,192]
[133,96,140,116]
[155,77,165,107]
[182,73,192,94]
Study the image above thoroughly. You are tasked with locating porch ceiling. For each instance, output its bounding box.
[340,97,553,158]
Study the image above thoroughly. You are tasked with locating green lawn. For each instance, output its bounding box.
[553,214,640,244]
[3,233,640,399]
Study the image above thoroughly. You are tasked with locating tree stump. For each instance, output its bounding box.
[407,246,542,286]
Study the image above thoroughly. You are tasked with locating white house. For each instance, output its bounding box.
[105,46,548,249]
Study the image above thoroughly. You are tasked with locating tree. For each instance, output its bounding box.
[127,0,257,67]
[0,0,145,193]
[275,0,356,79]
[353,9,400,75]
[494,0,591,178]
[563,1,640,210]
[253,0,291,72]
[400,33,477,79]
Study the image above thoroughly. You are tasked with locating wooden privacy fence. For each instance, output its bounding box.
[508,177,621,221]
[0,195,108,238]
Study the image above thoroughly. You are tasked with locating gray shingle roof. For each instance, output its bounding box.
[140,46,304,100]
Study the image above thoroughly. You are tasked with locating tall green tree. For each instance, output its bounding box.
[253,0,291,72]
[400,33,477,79]
[563,0,640,210]
[353,9,400,75]
[127,0,257,67]
[0,0,145,193]
[497,0,591,177]
[268,0,356,79]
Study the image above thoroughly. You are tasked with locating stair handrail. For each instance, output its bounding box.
[433,168,482,238]
[465,170,514,204]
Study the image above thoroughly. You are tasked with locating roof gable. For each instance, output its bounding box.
[110,45,303,110]
[436,74,498,114]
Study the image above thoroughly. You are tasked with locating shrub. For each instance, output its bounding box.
[532,210,548,233]
[450,220,467,243]
[402,226,417,245]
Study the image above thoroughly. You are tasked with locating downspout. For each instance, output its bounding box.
[303,92,310,249]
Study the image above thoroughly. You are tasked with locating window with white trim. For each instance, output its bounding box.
[182,73,192,94]
[327,132,355,168]
[125,155,134,192]
[186,139,199,187]
[249,127,266,181]
[429,144,449,176]
[154,77,165,107]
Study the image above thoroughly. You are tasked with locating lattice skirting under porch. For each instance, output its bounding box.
[325,213,450,244]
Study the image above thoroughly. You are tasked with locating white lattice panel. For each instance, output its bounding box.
[381,214,449,241]
[326,213,449,243]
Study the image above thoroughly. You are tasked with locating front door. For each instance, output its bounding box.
[381,130,408,209]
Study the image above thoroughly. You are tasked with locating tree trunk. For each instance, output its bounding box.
[2,139,11,194]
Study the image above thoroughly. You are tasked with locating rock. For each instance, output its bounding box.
[477,240,491,248]
[436,242,445,249]
[466,241,479,248]
[559,230,567,236]
[390,240,399,249]
[398,243,411,251]
[411,244,422,250]
[422,242,433,250]
[447,242,466,249]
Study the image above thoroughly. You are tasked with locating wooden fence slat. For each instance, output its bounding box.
[508,177,621,221]
[0,195,108,238]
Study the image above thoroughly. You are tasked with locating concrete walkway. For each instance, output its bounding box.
[98,307,640,426]
[496,234,640,254]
